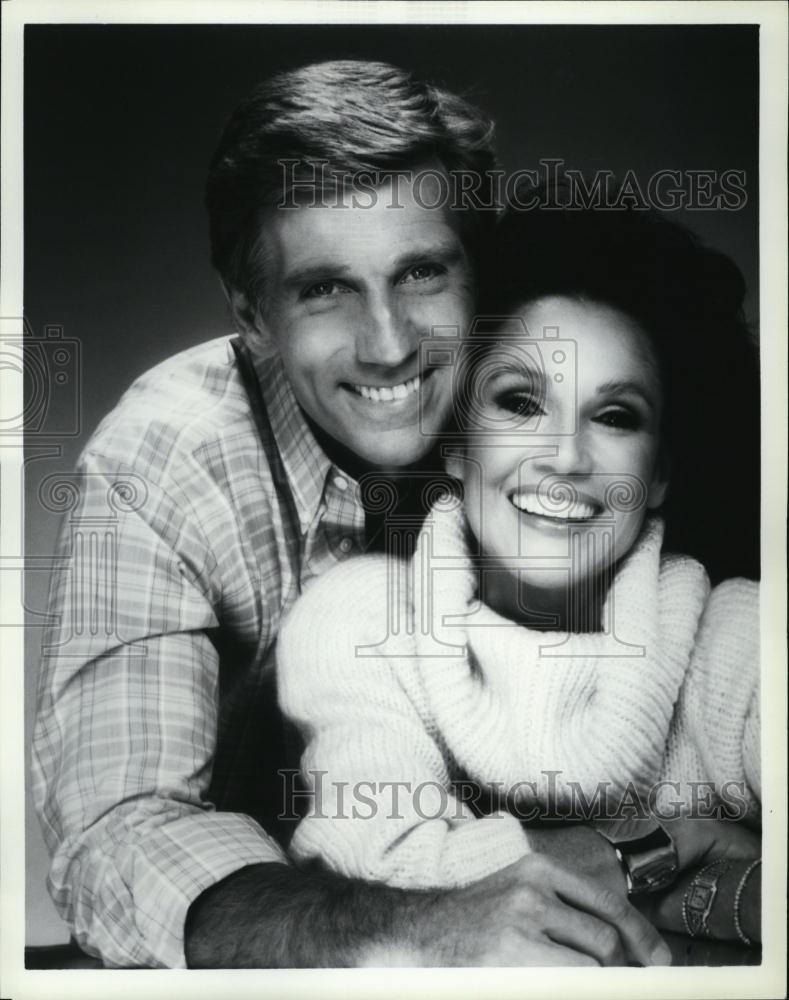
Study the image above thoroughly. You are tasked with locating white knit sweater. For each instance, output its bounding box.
[278,505,760,890]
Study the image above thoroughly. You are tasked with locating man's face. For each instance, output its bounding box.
[249,171,474,469]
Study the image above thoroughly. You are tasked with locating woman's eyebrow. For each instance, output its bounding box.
[485,357,545,381]
[595,378,658,405]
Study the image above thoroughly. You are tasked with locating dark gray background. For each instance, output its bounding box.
[23,23,759,944]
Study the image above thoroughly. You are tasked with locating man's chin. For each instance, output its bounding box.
[335,430,438,473]
[353,440,435,472]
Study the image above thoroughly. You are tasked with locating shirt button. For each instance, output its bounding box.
[338,537,353,554]
[333,475,348,492]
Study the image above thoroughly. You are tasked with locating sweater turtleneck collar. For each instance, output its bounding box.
[409,500,710,812]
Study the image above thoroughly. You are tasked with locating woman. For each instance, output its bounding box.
[278,189,761,949]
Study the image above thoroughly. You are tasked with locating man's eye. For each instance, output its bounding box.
[595,408,641,431]
[494,392,544,418]
[401,263,444,283]
[303,280,346,299]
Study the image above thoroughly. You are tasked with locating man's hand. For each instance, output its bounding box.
[185,855,671,968]
[523,823,629,895]
[413,853,670,967]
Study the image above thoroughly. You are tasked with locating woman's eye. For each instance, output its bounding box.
[495,392,544,418]
[596,408,640,430]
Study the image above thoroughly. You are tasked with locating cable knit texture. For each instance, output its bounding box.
[278,504,761,889]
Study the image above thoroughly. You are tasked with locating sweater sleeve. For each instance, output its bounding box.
[277,556,531,890]
[658,578,761,824]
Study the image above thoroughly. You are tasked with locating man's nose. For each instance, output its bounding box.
[355,295,416,368]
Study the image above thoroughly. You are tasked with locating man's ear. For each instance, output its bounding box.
[647,453,670,510]
[224,284,262,335]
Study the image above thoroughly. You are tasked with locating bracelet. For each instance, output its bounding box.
[682,859,731,939]
[733,858,761,948]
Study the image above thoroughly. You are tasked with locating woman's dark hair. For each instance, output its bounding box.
[205,59,498,307]
[475,181,760,583]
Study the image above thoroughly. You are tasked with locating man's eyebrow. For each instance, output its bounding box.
[391,240,465,273]
[282,240,465,292]
[282,261,353,291]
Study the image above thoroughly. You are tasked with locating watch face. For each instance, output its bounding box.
[597,818,680,895]
[687,883,715,910]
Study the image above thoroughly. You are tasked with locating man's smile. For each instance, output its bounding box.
[348,373,423,403]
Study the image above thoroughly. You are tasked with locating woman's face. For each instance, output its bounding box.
[449,296,668,598]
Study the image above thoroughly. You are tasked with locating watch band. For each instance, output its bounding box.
[598,818,679,896]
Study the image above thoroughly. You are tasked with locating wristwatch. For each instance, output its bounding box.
[683,859,731,938]
[598,817,679,896]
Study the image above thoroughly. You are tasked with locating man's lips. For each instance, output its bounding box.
[508,489,604,522]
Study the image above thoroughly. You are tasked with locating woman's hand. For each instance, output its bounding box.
[634,855,761,945]
[632,817,761,944]
[662,816,760,871]
[522,818,761,947]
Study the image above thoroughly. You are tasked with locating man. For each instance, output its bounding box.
[32,59,671,969]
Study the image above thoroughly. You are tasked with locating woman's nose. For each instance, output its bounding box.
[531,429,593,476]
[355,296,416,368]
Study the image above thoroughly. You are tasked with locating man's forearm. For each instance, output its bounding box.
[185,852,672,969]
[184,862,441,968]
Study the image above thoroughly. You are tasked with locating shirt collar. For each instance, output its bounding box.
[240,334,333,534]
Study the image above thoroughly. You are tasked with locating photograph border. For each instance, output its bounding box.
[2,2,786,998]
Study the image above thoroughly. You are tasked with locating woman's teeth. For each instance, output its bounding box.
[509,493,599,520]
[352,375,421,403]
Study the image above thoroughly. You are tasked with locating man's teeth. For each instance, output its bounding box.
[352,375,421,403]
[510,493,599,520]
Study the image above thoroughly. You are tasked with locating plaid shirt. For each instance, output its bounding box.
[31,334,368,968]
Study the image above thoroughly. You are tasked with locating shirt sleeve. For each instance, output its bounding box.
[31,448,287,969]
[658,577,761,823]
[277,556,531,890]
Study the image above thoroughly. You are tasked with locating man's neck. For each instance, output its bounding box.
[303,412,451,556]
